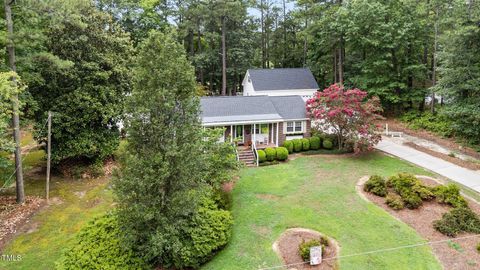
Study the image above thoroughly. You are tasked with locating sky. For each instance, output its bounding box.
[247,1,296,19]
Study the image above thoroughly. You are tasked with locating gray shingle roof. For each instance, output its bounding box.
[248,68,319,91]
[200,95,307,125]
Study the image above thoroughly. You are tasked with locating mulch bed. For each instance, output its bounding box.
[358,176,480,270]
[273,228,339,270]
[403,142,480,171]
[381,119,480,160]
[0,196,44,251]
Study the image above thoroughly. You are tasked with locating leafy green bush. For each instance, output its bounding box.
[433,207,480,237]
[298,237,329,261]
[386,173,430,209]
[275,147,289,161]
[385,193,404,210]
[477,243,480,253]
[265,147,276,161]
[309,136,321,150]
[293,139,303,152]
[400,111,454,138]
[301,138,310,151]
[283,140,294,154]
[257,150,267,163]
[322,139,333,149]
[56,214,149,270]
[363,175,387,197]
[433,184,468,208]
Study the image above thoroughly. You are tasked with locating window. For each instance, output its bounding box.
[255,124,269,134]
[286,121,303,133]
[286,122,294,132]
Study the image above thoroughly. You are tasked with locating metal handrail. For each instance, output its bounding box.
[252,141,259,167]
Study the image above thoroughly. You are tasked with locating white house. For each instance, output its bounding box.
[241,68,319,100]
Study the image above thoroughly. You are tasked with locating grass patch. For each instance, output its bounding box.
[203,152,442,270]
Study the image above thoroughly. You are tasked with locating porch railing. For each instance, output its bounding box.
[251,142,259,167]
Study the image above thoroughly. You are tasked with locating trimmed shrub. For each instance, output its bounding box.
[283,140,294,154]
[433,207,480,237]
[301,138,310,151]
[433,184,468,208]
[401,190,423,209]
[56,214,149,270]
[309,136,321,150]
[293,139,303,152]
[386,173,431,209]
[275,147,289,161]
[385,193,404,210]
[363,175,387,197]
[412,184,435,201]
[257,150,267,163]
[322,139,333,149]
[265,147,276,161]
[299,237,328,261]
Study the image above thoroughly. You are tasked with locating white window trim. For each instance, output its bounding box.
[284,121,305,134]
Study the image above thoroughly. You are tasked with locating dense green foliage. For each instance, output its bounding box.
[265,147,276,162]
[27,3,133,164]
[309,136,321,150]
[385,193,405,210]
[363,175,387,197]
[114,31,236,269]
[433,184,468,208]
[386,173,434,209]
[56,214,149,270]
[298,238,328,261]
[322,139,333,150]
[433,207,480,237]
[400,111,454,138]
[293,139,302,152]
[275,147,288,161]
[257,149,266,163]
[283,140,294,154]
[301,138,310,151]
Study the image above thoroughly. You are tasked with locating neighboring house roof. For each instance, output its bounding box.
[200,95,307,125]
[246,68,319,91]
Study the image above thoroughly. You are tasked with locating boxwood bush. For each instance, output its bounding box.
[385,193,404,210]
[275,147,289,161]
[301,138,310,151]
[293,139,303,152]
[56,213,149,270]
[265,147,276,161]
[257,149,266,163]
[322,139,333,149]
[283,140,294,154]
[309,136,321,150]
[363,175,387,197]
[433,184,468,208]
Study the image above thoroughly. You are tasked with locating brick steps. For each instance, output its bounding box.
[238,149,257,167]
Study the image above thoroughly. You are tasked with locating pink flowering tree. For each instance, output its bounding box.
[306,84,384,153]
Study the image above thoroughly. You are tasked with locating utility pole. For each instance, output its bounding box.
[46,112,52,201]
[4,0,25,204]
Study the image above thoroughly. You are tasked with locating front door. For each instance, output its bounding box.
[234,125,244,144]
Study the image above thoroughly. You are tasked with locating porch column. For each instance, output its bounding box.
[276,123,279,146]
[230,125,233,143]
[253,123,256,145]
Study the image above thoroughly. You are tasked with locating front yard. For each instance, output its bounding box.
[203,153,442,269]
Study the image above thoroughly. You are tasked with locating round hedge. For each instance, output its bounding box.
[283,140,294,154]
[293,139,302,152]
[257,150,266,163]
[275,147,289,161]
[309,136,321,150]
[265,147,276,161]
[301,138,310,151]
[322,139,333,149]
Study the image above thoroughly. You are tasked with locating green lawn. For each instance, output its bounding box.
[203,152,442,270]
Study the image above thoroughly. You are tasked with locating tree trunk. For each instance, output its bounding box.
[338,39,344,85]
[282,0,287,67]
[221,15,227,96]
[197,21,204,84]
[261,0,266,68]
[4,0,24,204]
[431,6,439,114]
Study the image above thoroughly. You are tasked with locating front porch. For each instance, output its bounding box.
[220,122,281,147]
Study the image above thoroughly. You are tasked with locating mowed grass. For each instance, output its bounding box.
[203,152,442,270]
[0,176,114,270]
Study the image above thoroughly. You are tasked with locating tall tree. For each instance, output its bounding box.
[4,0,24,203]
[28,2,133,165]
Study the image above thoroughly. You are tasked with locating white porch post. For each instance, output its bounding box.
[230,125,233,143]
[276,122,279,146]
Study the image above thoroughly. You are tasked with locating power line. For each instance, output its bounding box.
[0,117,49,192]
[258,234,480,270]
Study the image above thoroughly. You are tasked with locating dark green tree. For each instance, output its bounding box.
[114,30,235,268]
[28,2,133,164]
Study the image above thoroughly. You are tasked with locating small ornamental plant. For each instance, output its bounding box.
[298,237,329,261]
